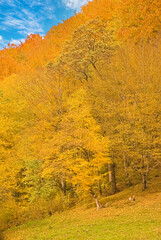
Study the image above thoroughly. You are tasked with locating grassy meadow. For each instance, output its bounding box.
[3,184,161,240]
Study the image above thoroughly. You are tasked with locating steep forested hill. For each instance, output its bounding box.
[0,0,161,232]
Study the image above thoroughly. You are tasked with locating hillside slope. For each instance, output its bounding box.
[4,188,161,240]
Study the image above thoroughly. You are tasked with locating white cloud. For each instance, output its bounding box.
[0,0,16,7]
[10,38,25,45]
[0,1,57,49]
[0,36,8,50]
[0,0,57,38]
[2,10,44,36]
[62,0,90,10]
[0,36,25,50]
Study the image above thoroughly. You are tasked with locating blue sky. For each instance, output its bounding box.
[0,0,90,49]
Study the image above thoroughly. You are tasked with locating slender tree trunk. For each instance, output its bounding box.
[90,188,101,210]
[123,153,132,186]
[142,173,147,191]
[108,163,118,194]
[108,163,112,183]
[60,177,66,195]
[123,152,128,178]
[70,184,75,198]
[98,180,102,196]
[94,194,101,211]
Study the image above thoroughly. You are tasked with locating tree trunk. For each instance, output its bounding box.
[123,154,132,186]
[142,173,147,191]
[108,163,118,194]
[60,177,66,195]
[98,180,102,196]
[123,152,129,178]
[90,189,101,211]
[94,194,101,211]
[108,164,112,183]
[70,184,75,198]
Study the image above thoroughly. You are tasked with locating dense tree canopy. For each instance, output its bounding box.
[0,0,161,230]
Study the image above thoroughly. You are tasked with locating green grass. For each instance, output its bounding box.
[4,190,161,240]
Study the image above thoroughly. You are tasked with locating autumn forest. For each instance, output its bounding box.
[0,0,161,233]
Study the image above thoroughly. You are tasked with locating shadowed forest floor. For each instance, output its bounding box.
[3,185,161,240]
